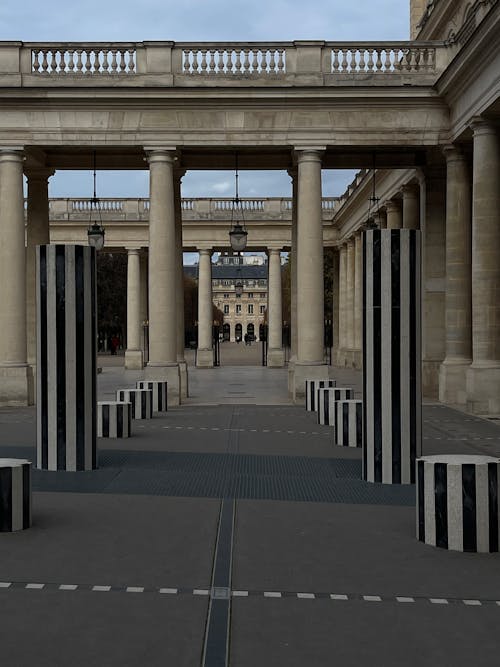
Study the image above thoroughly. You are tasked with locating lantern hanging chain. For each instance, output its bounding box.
[234,152,240,205]
[91,150,102,225]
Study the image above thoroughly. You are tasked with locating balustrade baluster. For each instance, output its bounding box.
[367,49,374,72]
[243,49,250,73]
[32,51,41,73]
[277,48,285,72]
[183,50,191,73]
[209,50,216,73]
[383,50,392,72]
[269,49,277,73]
[375,49,383,71]
[110,50,118,73]
[356,49,363,72]
[217,51,225,73]
[75,50,83,74]
[41,50,49,73]
[341,50,348,72]
[200,50,208,73]
[331,49,339,73]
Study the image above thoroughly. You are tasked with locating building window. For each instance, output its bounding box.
[260,293,266,298]
[260,305,265,314]
[248,304,254,314]
[236,304,242,314]
[247,292,253,298]
[223,293,230,298]
[223,305,229,314]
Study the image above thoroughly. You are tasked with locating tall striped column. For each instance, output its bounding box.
[36,245,97,471]
[363,229,421,484]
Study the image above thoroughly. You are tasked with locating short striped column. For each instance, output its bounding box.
[417,455,500,552]
[116,389,153,420]
[363,229,421,484]
[36,245,97,471]
[0,459,31,532]
[97,402,132,438]
[334,400,363,447]
[136,381,168,413]
[317,388,353,426]
[305,379,336,411]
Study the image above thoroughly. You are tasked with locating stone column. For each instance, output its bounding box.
[174,170,188,396]
[139,252,148,358]
[332,248,340,365]
[196,248,214,368]
[292,149,328,398]
[26,168,54,369]
[145,149,180,404]
[125,248,143,370]
[267,248,285,367]
[353,231,363,368]
[402,183,420,230]
[385,200,402,230]
[345,238,355,366]
[466,119,500,415]
[287,168,298,392]
[0,150,34,406]
[338,242,347,365]
[439,147,472,406]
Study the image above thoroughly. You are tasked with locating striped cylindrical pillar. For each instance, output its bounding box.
[317,387,354,426]
[0,459,31,531]
[417,455,500,552]
[36,245,97,471]
[305,379,336,412]
[137,380,168,413]
[363,229,421,484]
[117,389,153,420]
[334,400,363,447]
[97,402,132,438]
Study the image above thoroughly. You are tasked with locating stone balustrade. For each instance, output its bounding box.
[0,40,451,87]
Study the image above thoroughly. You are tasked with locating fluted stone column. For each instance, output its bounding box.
[145,149,180,404]
[338,243,348,365]
[139,252,148,356]
[439,147,472,406]
[402,184,420,230]
[125,248,143,370]
[174,170,188,396]
[0,150,34,406]
[353,231,363,367]
[287,168,298,392]
[267,248,285,367]
[197,248,214,368]
[332,248,340,364]
[466,119,500,415]
[385,200,402,230]
[26,168,54,369]
[292,149,328,398]
[346,238,355,366]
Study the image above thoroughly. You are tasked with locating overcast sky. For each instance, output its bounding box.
[2,0,410,260]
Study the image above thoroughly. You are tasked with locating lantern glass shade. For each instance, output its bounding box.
[229,223,248,252]
[87,223,105,250]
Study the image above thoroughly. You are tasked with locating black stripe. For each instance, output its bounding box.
[434,463,448,549]
[130,392,136,419]
[309,382,314,410]
[356,402,362,448]
[362,233,367,477]
[462,464,477,553]
[488,463,498,552]
[127,405,132,436]
[409,231,417,483]
[117,405,123,438]
[0,467,12,531]
[324,390,330,426]
[39,245,48,470]
[372,230,382,483]
[55,245,66,471]
[103,404,110,438]
[75,246,85,471]
[343,403,348,446]
[391,231,401,484]
[417,460,425,542]
[22,464,31,530]
[90,248,97,469]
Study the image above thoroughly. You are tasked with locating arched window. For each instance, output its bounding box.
[223,323,230,341]
[235,323,243,342]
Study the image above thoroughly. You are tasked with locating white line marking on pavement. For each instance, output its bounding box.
[463,600,481,606]
[297,593,315,599]
[126,587,144,593]
[430,598,448,604]
[232,590,249,597]
[159,588,178,594]
[59,584,78,590]
[330,594,348,600]
[193,589,210,596]
[363,595,382,602]
[396,597,415,603]
[0,582,12,588]
[92,585,111,592]
[264,591,282,598]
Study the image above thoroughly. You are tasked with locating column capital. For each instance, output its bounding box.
[145,149,177,165]
[294,148,325,164]
[198,247,213,255]
[125,247,141,254]
[24,166,55,181]
[402,182,419,198]
[267,247,282,255]
[384,199,401,213]
[442,144,466,163]
[470,116,497,136]
[0,149,24,165]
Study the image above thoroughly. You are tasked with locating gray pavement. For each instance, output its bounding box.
[1,359,500,665]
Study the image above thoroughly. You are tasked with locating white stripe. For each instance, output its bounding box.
[264,591,282,598]
[396,597,415,603]
[363,595,382,602]
[330,594,348,600]
[447,463,463,552]
[232,590,249,597]
[429,598,448,604]
[475,463,490,552]
[297,593,315,599]
[59,584,78,590]
[424,461,436,546]
[47,246,57,470]
[65,246,77,471]
[26,583,45,589]
[365,234,374,481]
[83,248,93,471]
[36,247,42,468]
[126,587,144,593]
[159,588,178,594]
[0,582,12,588]
[400,231,411,483]
[92,585,111,592]
[463,600,481,606]
[193,589,209,596]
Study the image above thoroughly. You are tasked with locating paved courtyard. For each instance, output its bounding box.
[1,356,500,665]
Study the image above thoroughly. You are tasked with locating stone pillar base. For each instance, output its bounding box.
[125,349,144,370]
[466,364,500,416]
[287,356,296,394]
[146,363,180,406]
[178,360,189,398]
[0,365,34,406]
[422,360,442,400]
[439,359,471,406]
[267,348,285,368]
[196,349,214,368]
[291,363,329,403]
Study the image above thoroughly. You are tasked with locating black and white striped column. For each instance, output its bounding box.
[363,229,421,484]
[334,400,363,448]
[116,389,153,420]
[305,379,336,411]
[136,381,168,413]
[97,402,132,438]
[36,245,97,471]
[417,455,500,552]
[317,388,353,426]
[0,459,31,531]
